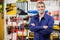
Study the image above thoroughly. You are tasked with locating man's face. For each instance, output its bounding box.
[37,4,45,14]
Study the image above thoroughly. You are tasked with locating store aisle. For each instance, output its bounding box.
[0,13,4,40]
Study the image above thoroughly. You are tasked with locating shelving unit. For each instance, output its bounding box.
[4,0,60,40]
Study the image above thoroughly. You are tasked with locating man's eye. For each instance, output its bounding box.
[37,6,44,8]
[37,6,40,8]
[41,6,44,8]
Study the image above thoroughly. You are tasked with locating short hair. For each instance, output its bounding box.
[37,2,45,7]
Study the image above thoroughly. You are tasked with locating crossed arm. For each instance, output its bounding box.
[28,17,54,35]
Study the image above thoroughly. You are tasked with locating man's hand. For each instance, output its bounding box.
[43,26,48,29]
[31,23,35,26]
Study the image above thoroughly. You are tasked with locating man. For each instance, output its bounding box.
[28,2,54,40]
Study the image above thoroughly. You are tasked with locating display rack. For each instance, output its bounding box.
[10,18,24,40]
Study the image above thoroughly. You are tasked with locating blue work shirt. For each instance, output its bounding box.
[28,13,54,40]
